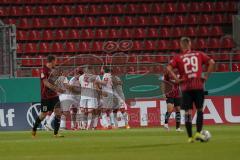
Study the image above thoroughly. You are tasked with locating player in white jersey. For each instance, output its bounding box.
[112,72,130,129]
[100,68,115,128]
[79,66,100,130]
[68,69,83,130]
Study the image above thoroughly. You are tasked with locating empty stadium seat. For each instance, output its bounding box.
[134,28,146,38]
[145,40,156,50]
[55,30,67,40]
[78,41,91,52]
[67,29,80,39]
[95,29,108,39]
[17,43,24,54]
[39,42,50,53]
[32,68,41,77]
[232,63,240,72]
[51,42,64,53]
[217,63,229,72]
[65,42,77,53]
[81,29,95,39]
[221,37,234,48]
[17,30,28,40]
[108,29,120,39]
[25,43,38,53]
[28,30,41,41]
[147,28,159,38]
[42,30,54,40]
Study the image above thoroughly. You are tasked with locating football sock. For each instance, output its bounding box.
[196,111,203,133]
[113,112,118,127]
[185,114,192,137]
[33,116,42,131]
[122,112,129,126]
[47,112,55,126]
[60,115,66,129]
[93,114,99,128]
[109,112,115,126]
[87,112,93,129]
[176,111,181,129]
[164,112,171,124]
[101,112,108,127]
[53,115,61,135]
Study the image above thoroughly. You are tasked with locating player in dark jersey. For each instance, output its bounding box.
[167,37,215,143]
[161,70,183,132]
[32,55,65,138]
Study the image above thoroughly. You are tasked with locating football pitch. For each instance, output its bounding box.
[0,125,239,160]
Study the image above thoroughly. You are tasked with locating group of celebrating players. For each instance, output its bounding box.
[32,36,215,143]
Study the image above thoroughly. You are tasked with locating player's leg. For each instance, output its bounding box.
[60,100,71,130]
[92,109,100,130]
[101,97,110,129]
[80,99,87,130]
[174,98,183,132]
[181,91,194,142]
[70,104,78,130]
[120,108,130,129]
[86,99,97,130]
[52,97,64,137]
[193,90,206,141]
[32,99,49,136]
[164,98,174,130]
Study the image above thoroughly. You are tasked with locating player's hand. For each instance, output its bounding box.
[175,78,184,84]
[56,88,65,94]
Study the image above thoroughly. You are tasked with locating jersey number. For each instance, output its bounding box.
[183,56,198,74]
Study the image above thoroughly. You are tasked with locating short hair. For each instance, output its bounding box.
[47,55,56,63]
[180,37,191,49]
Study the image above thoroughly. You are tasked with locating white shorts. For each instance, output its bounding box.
[102,95,114,109]
[80,99,98,109]
[60,99,75,112]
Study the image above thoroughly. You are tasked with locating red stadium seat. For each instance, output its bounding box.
[145,40,156,50]
[184,27,196,37]
[172,27,183,37]
[17,43,24,54]
[155,55,168,63]
[81,29,95,39]
[71,17,85,27]
[199,2,213,12]
[226,1,236,12]
[65,42,77,53]
[87,5,98,15]
[21,55,32,66]
[134,28,146,38]
[214,2,225,12]
[123,16,134,26]
[22,6,33,16]
[159,28,171,38]
[35,55,44,66]
[128,54,137,63]
[110,4,124,14]
[9,6,22,16]
[57,17,70,28]
[193,38,206,49]
[85,17,97,26]
[176,3,187,13]
[62,5,73,15]
[136,16,148,26]
[18,18,31,29]
[17,30,28,40]
[47,5,61,15]
[39,42,50,53]
[126,4,137,14]
[169,40,180,50]
[162,16,173,25]
[217,63,229,72]
[186,15,197,24]
[148,28,159,38]
[34,6,45,15]
[92,41,103,52]
[197,26,209,37]
[67,29,80,39]
[163,3,176,13]
[51,42,64,53]
[149,16,161,25]
[120,28,133,38]
[99,4,110,14]
[154,65,164,73]
[140,54,152,63]
[232,63,240,72]
[138,3,151,14]
[75,5,84,15]
[32,68,41,77]
[221,37,234,48]
[188,2,200,12]
[152,3,162,13]
[42,30,54,40]
[108,29,120,39]
[199,14,212,24]
[97,17,108,26]
[109,16,121,26]
[233,54,240,61]
[213,14,224,24]
[28,30,41,41]
[209,26,223,36]
[55,30,67,40]
[78,41,91,52]
[157,40,168,50]
[45,18,56,28]
[25,43,38,53]
[95,29,107,39]
[208,38,221,49]
[32,18,44,28]
[132,41,143,51]
[174,15,185,25]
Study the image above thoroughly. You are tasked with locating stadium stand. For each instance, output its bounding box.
[0,0,238,76]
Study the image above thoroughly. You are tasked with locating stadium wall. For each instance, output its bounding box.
[0,72,239,130]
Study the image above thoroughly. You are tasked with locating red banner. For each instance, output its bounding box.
[126,96,240,127]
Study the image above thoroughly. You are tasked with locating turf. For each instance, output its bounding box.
[0,125,239,160]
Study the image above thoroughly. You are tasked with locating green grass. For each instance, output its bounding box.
[0,125,239,160]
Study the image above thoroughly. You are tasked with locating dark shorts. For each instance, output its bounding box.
[41,96,60,112]
[181,89,204,111]
[166,97,181,107]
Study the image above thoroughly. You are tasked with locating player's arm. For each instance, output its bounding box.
[204,59,215,80]
[112,76,122,85]
[43,79,64,93]
[166,65,182,84]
